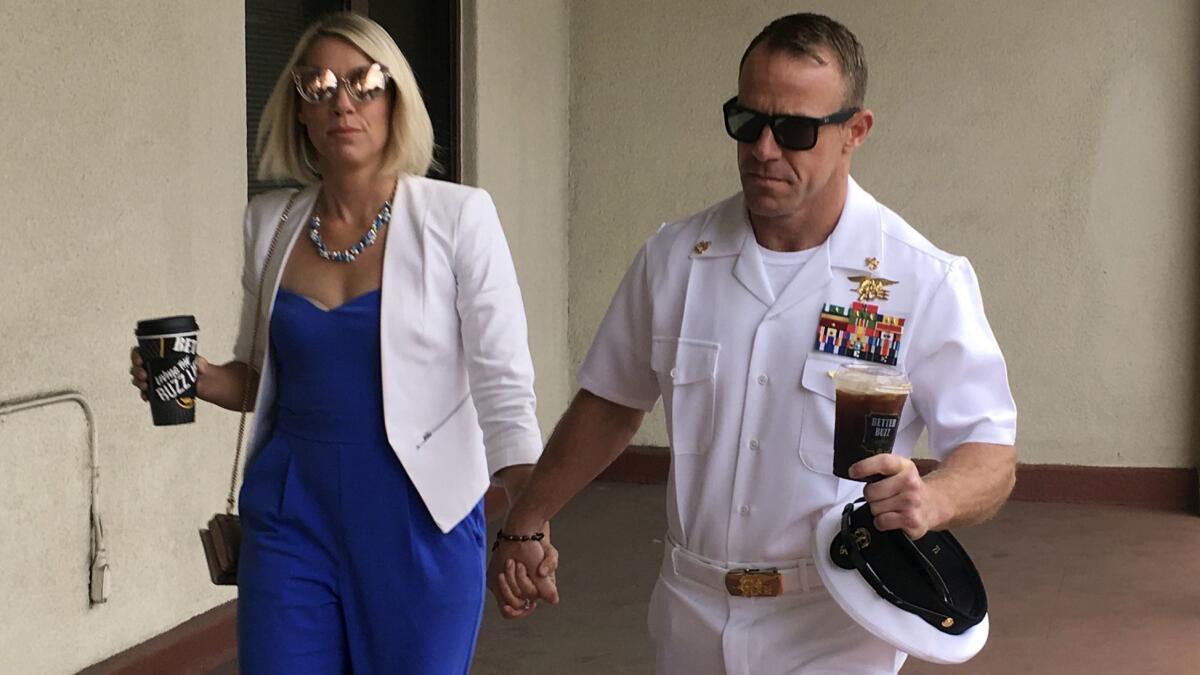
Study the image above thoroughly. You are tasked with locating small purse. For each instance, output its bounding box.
[199,192,298,586]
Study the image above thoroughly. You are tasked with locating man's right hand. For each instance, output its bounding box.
[486,526,560,619]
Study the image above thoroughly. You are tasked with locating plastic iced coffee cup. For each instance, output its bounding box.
[831,364,912,481]
[135,315,199,426]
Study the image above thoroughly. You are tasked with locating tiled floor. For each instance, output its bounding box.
[216,482,1200,674]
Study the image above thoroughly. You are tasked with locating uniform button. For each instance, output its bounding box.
[669,367,678,379]
[757,374,769,385]
[739,505,751,516]
[749,439,760,451]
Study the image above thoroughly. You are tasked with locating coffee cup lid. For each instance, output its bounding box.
[136,315,198,337]
[831,364,911,395]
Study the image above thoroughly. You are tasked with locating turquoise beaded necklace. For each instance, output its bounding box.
[308,200,391,263]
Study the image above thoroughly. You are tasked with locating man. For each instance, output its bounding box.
[489,13,1017,674]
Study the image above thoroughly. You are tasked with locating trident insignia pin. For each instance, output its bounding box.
[848,257,897,302]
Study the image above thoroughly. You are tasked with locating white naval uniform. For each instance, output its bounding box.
[578,178,1017,674]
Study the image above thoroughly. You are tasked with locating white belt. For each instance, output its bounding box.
[663,535,822,597]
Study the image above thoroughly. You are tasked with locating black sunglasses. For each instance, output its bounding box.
[723,97,859,151]
[840,501,960,632]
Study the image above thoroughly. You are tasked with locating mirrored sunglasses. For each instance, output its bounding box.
[292,63,392,104]
[723,96,858,151]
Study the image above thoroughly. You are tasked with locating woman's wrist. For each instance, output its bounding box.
[495,464,535,500]
[198,360,257,411]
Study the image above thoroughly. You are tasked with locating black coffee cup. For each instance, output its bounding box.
[135,315,200,426]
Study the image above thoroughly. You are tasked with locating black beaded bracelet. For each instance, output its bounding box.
[492,529,545,551]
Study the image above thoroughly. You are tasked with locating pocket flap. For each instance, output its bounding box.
[800,355,839,401]
[651,337,720,385]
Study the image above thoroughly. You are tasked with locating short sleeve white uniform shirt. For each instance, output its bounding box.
[578,177,1016,565]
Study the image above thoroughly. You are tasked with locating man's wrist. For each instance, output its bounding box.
[922,472,957,531]
[503,506,546,535]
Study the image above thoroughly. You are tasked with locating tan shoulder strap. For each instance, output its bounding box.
[226,191,299,514]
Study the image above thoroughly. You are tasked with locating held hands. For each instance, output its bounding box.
[849,454,949,539]
[486,521,560,619]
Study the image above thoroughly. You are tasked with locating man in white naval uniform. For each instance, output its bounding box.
[488,13,1017,674]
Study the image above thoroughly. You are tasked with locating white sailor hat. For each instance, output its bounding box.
[813,500,990,664]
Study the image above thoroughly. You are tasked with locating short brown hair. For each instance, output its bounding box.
[740,13,868,108]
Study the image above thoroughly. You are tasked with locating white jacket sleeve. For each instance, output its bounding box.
[231,200,261,365]
[452,190,543,476]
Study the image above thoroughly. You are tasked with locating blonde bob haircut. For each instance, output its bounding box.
[256,12,434,183]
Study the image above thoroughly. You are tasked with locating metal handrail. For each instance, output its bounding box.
[0,390,108,606]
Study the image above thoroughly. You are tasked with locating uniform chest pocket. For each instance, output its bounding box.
[650,337,719,455]
[798,355,917,475]
[798,356,839,474]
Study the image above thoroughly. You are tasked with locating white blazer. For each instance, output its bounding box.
[233,175,543,533]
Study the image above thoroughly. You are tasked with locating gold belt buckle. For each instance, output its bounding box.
[724,567,782,597]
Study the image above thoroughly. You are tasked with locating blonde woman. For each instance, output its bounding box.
[129,12,557,673]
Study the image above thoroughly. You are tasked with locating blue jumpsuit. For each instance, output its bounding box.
[237,288,487,674]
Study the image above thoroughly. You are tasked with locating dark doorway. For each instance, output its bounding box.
[367,2,460,183]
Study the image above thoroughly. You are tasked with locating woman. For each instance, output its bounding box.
[129,13,555,673]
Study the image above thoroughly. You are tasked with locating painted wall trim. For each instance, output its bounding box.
[77,601,236,675]
[600,446,1200,514]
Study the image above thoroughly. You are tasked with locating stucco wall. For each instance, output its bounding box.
[567,1,1200,468]
[0,2,246,672]
[463,0,571,436]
